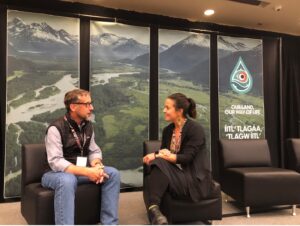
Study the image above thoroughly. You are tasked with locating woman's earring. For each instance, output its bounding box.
[177,117,181,126]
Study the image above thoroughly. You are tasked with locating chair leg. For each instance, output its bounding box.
[292,205,297,216]
[224,194,229,203]
[246,206,250,218]
[202,220,212,225]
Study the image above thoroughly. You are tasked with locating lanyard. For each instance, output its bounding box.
[64,115,86,156]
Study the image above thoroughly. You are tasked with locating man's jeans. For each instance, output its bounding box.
[41,166,120,225]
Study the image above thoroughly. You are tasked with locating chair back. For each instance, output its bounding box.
[22,144,47,187]
[219,139,272,169]
[143,140,161,176]
[287,138,300,172]
[143,140,161,156]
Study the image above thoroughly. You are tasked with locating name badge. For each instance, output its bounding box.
[76,157,87,167]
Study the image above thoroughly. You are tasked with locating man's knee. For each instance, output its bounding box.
[57,173,77,191]
[106,167,120,182]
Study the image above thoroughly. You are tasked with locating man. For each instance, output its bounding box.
[42,89,120,225]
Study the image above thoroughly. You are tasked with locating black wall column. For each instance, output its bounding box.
[263,38,281,167]
[281,36,300,166]
[210,34,220,180]
[149,25,159,140]
[80,17,90,90]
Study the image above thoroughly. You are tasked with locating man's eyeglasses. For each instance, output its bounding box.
[73,102,93,108]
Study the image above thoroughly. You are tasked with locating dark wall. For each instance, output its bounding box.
[282,37,300,166]
[0,0,298,201]
[263,38,281,166]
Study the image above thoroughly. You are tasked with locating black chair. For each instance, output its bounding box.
[21,144,101,225]
[219,139,300,218]
[287,138,300,172]
[143,140,222,224]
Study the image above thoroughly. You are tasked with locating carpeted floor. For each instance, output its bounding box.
[0,191,300,225]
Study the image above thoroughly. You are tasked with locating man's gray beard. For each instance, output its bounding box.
[84,115,92,121]
[78,114,91,122]
[89,113,95,122]
[84,113,95,122]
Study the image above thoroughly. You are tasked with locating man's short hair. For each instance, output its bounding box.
[64,89,90,112]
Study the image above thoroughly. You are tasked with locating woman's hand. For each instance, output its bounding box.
[157,149,177,163]
[159,149,171,157]
[143,153,156,165]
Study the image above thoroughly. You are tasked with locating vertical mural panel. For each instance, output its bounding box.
[90,21,150,188]
[5,10,79,197]
[218,36,265,140]
[158,29,211,157]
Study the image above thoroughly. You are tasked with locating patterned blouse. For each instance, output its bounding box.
[170,119,187,154]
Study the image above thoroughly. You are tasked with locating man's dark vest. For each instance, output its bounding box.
[45,113,93,170]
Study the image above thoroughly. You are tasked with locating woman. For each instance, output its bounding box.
[143,93,214,225]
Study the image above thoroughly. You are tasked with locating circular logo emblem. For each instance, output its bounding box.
[230,57,253,94]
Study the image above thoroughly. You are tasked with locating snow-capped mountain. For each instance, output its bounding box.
[8,17,78,46]
[218,36,261,52]
[91,33,125,47]
[159,44,169,52]
[180,33,210,48]
[159,34,210,72]
[91,33,149,60]
[134,33,210,72]
[7,17,79,57]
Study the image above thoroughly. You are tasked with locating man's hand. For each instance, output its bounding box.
[90,158,102,167]
[86,167,102,183]
[93,165,109,184]
[143,153,156,165]
[65,164,109,184]
[87,167,110,184]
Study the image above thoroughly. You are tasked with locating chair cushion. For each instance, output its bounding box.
[222,167,300,206]
[219,139,272,168]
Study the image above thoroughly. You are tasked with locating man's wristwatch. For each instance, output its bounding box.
[96,162,105,169]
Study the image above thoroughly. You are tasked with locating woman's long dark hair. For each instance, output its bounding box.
[168,93,197,119]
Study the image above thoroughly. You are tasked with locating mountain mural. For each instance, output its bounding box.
[134,33,210,72]
[7,17,79,58]
[159,34,210,72]
[90,33,150,61]
[7,17,262,94]
[133,33,262,95]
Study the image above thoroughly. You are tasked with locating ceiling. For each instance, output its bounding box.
[62,0,300,36]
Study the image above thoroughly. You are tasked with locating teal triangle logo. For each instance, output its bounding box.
[230,57,253,94]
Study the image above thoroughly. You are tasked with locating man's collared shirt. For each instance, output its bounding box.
[45,126,102,172]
